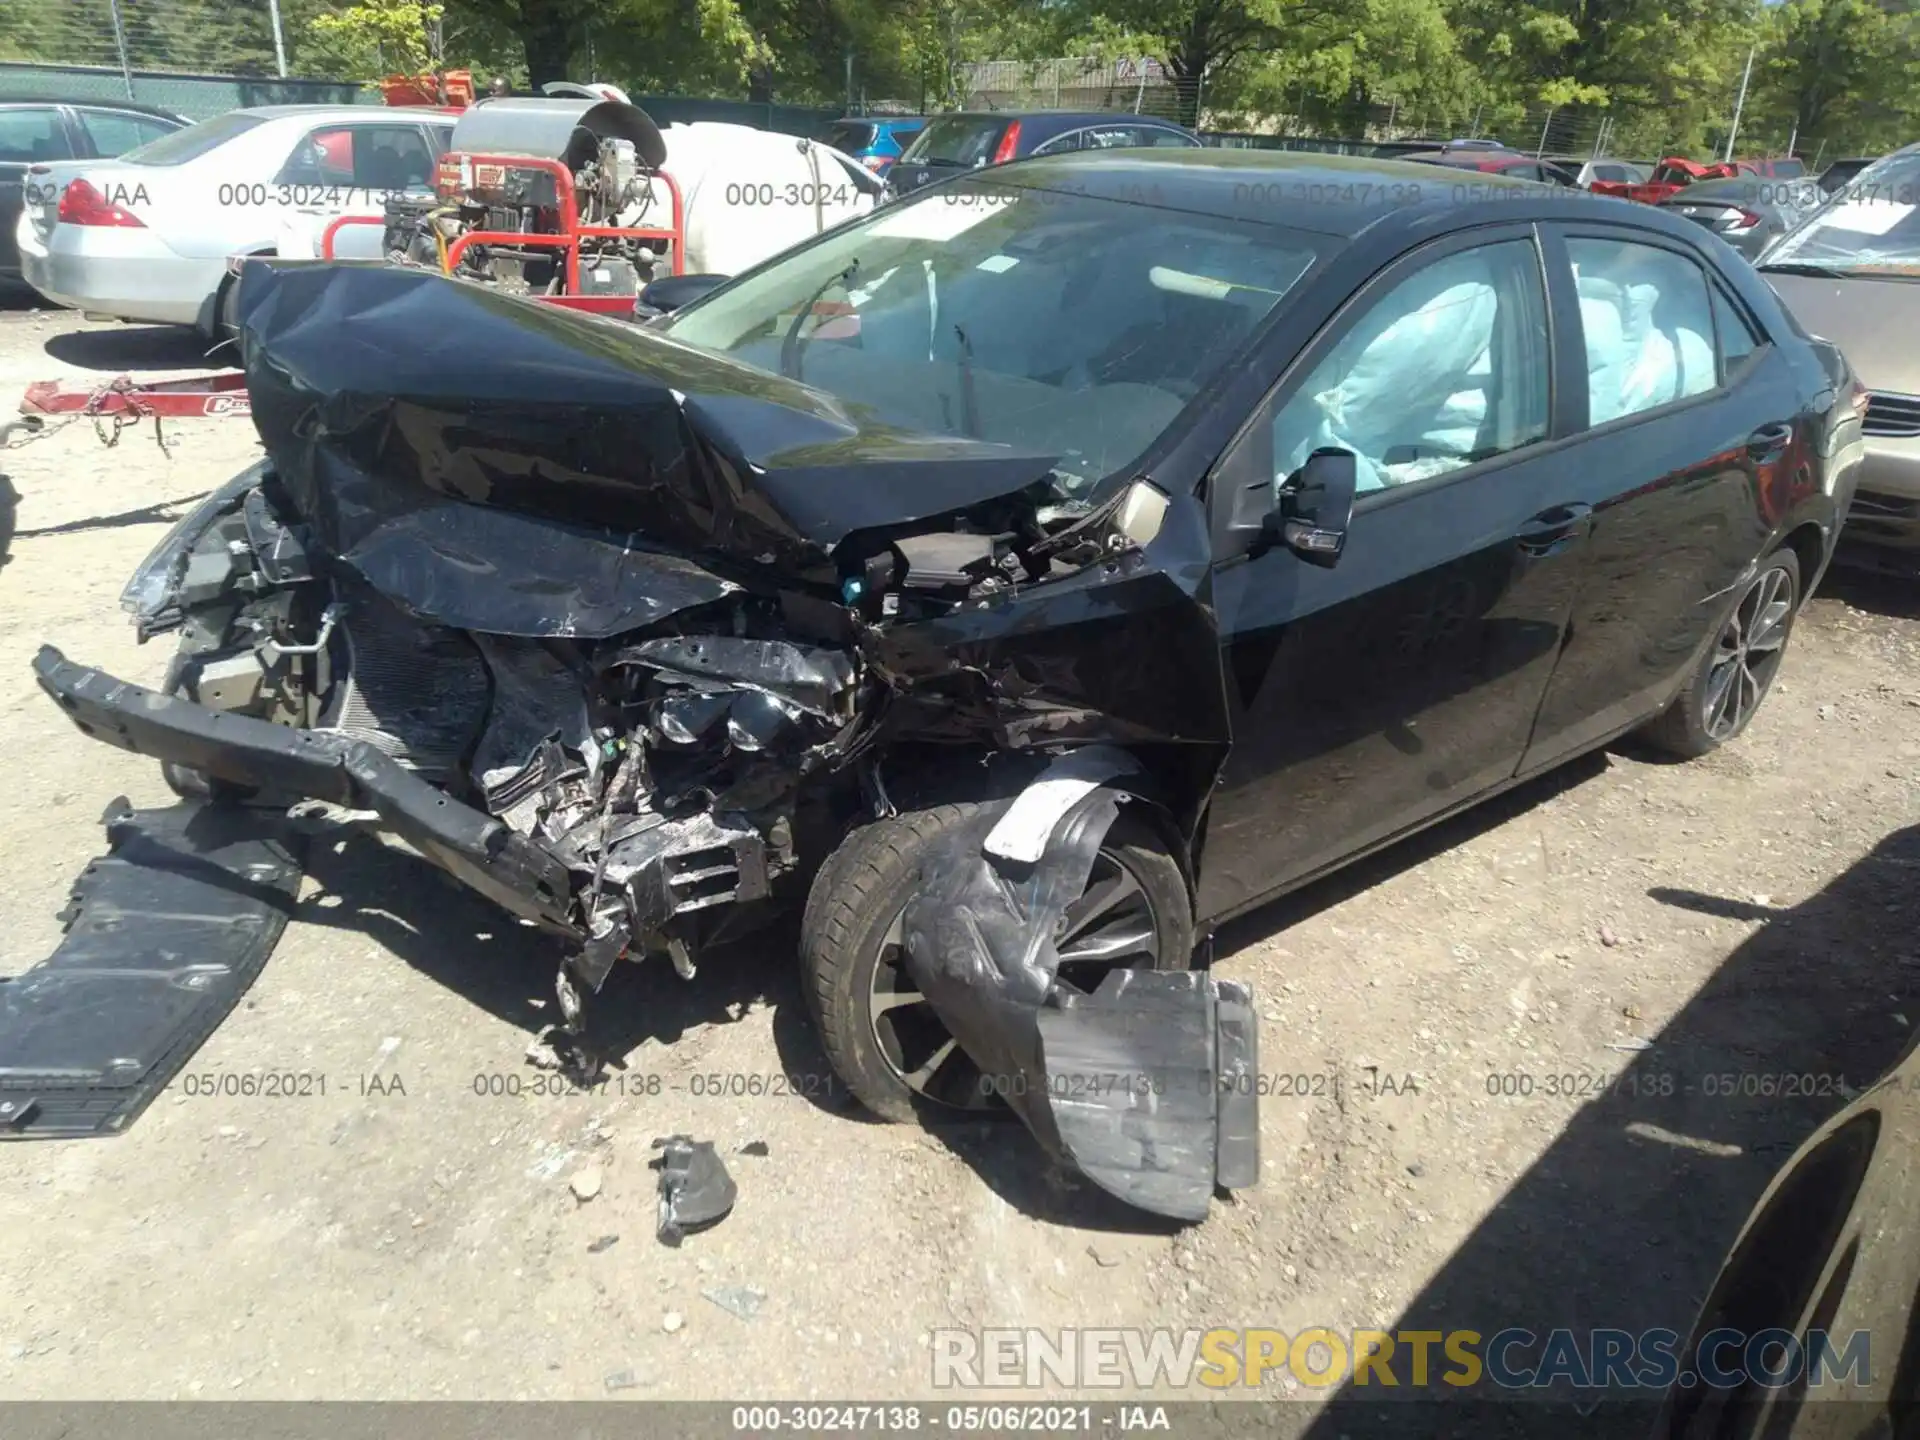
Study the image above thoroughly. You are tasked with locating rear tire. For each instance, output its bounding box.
[1641,546,1801,759]
[799,798,1193,1122]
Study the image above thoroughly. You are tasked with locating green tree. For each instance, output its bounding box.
[305,0,444,78]
[1751,0,1917,155]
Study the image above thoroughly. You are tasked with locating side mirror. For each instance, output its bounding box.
[1266,447,1357,568]
[637,272,730,316]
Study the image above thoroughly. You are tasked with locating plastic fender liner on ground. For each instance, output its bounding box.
[0,799,306,1139]
[900,788,1259,1222]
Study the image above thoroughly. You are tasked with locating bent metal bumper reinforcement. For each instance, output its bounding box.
[33,646,581,940]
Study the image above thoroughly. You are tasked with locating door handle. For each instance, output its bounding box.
[1515,502,1594,555]
[1747,422,1793,459]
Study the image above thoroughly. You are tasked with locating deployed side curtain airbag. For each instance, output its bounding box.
[1274,260,1499,492]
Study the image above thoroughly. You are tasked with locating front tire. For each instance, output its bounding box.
[1641,546,1801,759]
[800,799,1193,1122]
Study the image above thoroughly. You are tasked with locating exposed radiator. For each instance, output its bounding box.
[320,591,491,781]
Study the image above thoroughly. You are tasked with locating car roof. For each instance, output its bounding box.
[234,104,455,123]
[1402,149,1537,168]
[983,148,1600,237]
[0,97,187,122]
[930,110,1190,128]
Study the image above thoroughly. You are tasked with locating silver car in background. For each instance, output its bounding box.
[1657,174,1826,260]
[16,105,453,337]
[1759,141,1920,569]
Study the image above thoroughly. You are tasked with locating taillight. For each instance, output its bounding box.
[1732,208,1763,228]
[991,121,1022,165]
[57,179,145,227]
[862,154,888,172]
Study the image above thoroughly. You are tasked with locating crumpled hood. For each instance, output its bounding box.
[234,262,1061,607]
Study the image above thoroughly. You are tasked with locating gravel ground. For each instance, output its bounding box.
[1,299,1917,1429]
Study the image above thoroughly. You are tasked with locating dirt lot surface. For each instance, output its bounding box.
[2,299,1918,1432]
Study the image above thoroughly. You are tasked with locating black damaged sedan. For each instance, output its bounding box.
[19,151,1864,1218]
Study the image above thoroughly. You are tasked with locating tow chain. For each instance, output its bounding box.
[3,377,171,454]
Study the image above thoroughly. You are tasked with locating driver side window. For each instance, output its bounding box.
[1269,238,1549,496]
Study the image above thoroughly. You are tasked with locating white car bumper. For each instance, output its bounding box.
[15,214,224,328]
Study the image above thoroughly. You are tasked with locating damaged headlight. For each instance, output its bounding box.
[121,461,269,633]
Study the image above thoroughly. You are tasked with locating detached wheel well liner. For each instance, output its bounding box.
[872,744,1199,905]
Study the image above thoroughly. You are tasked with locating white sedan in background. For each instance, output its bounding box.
[16,105,454,338]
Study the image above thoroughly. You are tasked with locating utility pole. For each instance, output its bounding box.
[845,46,854,114]
[1725,45,1756,162]
[266,0,288,77]
[107,0,134,99]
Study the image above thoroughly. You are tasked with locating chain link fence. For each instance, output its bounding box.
[941,53,1805,164]
[0,0,367,117]
[953,59,1199,125]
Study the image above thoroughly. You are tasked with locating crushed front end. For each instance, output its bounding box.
[22,261,1259,1220]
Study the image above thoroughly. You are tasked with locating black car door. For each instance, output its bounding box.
[0,105,76,276]
[1196,224,1592,921]
[1517,222,1798,774]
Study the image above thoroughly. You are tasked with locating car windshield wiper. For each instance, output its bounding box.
[952,323,980,438]
[1758,261,1847,276]
[781,258,860,381]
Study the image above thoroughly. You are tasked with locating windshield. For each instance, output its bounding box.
[899,116,1007,167]
[117,110,267,166]
[663,178,1324,497]
[1761,146,1920,275]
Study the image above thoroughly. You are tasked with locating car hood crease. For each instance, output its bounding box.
[234,262,1068,628]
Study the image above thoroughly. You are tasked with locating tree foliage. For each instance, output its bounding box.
[3,0,1917,155]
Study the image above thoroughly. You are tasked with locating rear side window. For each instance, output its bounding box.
[120,110,265,166]
[1592,164,1629,183]
[1568,237,1719,424]
[901,116,1007,166]
[281,125,435,189]
[0,107,68,164]
[1137,126,1201,148]
[75,109,178,157]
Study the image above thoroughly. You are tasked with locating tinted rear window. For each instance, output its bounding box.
[902,115,1007,166]
[119,111,267,166]
[1766,158,1806,178]
[0,107,68,164]
[829,122,877,151]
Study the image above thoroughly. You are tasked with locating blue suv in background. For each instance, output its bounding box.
[825,116,926,177]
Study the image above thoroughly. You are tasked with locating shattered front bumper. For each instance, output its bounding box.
[34,646,582,940]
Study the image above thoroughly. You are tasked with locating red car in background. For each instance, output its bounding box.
[1595,154,1805,204]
